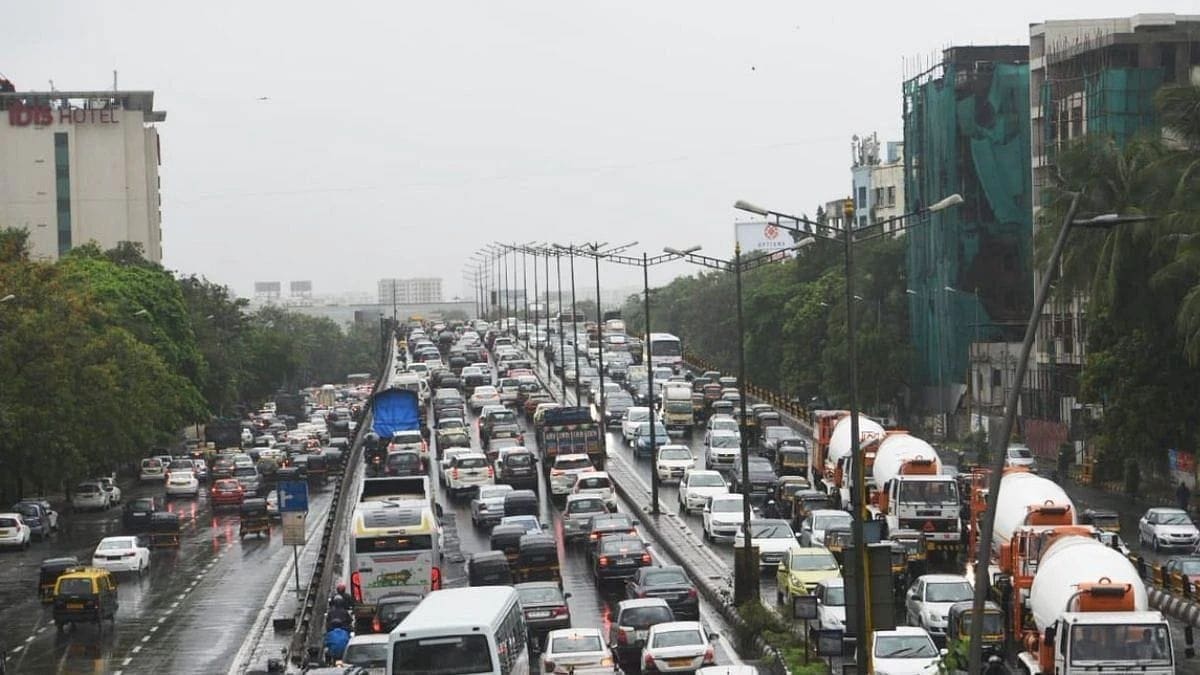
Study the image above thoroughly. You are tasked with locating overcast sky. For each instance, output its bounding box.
[6,2,1195,301]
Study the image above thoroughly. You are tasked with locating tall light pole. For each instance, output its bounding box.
[966,201,1154,672]
[736,192,962,673]
[666,238,815,604]
[554,248,568,400]
[590,245,691,515]
[569,241,637,420]
[554,244,584,402]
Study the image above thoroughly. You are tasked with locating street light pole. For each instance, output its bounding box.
[555,249,568,400]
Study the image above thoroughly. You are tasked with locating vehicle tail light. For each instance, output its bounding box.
[350,572,363,603]
[590,532,600,541]
[487,467,494,478]
[638,590,648,598]
[703,647,715,664]
[551,606,568,617]
[431,566,441,590]
[641,553,651,564]
[616,627,630,645]
[551,469,564,476]
[598,556,609,567]
[452,468,459,480]
[372,615,382,632]
[688,587,698,599]
[644,652,656,669]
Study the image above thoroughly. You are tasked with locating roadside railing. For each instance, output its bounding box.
[682,351,811,430]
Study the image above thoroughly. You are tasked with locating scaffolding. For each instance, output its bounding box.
[902,47,1033,408]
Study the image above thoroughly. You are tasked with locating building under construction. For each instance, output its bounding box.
[1029,14,1200,425]
[902,45,1033,425]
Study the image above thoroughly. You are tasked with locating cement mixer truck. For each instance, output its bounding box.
[1017,534,1173,674]
[868,433,961,555]
[819,412,885,506]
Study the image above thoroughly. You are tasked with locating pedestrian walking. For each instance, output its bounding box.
[1178,481,1192,514]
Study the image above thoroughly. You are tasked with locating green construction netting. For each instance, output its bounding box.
[1084,67,1164,144]
[903,61,1032,391]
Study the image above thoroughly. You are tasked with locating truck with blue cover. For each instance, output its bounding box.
[367,387,421,476]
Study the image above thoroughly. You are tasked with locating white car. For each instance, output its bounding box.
[678,469,729,513]
[340,633,388,672]
[72,481,110,512]
[471,484,515,528]
[540,628,613,674]
[1139,507,1200,552]
[92,535,151,575]
[95,476,122,504]
[656,445,695,484]
[799,509,853,547]
[139,457,166,481]
[1004,444,1037,472]
[871,627,941,675]
[904,574,974,638]
[572,471,616,511]
[814,578,846,634]
[165,470,200,498]
[469,385,501,412]
[703,493,748,542]
[706,414,740,437]
[622,407,652,443]
[439,447,475,486]
[704,430,740,471]
[241,428,254,446]
[0,513,31,549]
[562,494,610,541]
[445,452,494,498]
[641,621,718,673]
[550,454,595,497]
[734,518,798,569]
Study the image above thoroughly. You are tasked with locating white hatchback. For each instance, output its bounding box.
[678,469,729,513]
[165,470,200,498]
[540,628,613,674]
[656,445,695,484]
[0,513,31,549]
[572,471,616,511]
[72,481,109,512]
[550,454,595,497]
[641,621,717,673]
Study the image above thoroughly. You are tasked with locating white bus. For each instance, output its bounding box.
[647,332,683,371]
[348,500,441,625]
[388,586,530,675]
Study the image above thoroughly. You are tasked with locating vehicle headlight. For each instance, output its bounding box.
[925,611,946,626]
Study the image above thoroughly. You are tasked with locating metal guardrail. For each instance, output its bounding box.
[682,351,812,433]
[287,343,395,666]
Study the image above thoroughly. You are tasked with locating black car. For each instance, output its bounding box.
[760,425,804,458]
[515,581,572,647]
[467,550,513,587]
[385,450,424,477]
[584,513,640,551]
[122,497,161,532]
[624,565,699,619]
[373,592,423,633]
[495,450,538,491]
[592,534,652,583]
[730,455,779,502]
[609,599,675,671]
[602,394,634,428]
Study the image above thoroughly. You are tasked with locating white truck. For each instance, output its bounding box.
[1019,535,1173,674]
[823,413,885,505]
[661,382,695,437]
[992,471,1075,550]
[869,433,960,552]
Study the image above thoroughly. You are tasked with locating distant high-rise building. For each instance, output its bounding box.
[378,277,443,305]
[0,87,166,262]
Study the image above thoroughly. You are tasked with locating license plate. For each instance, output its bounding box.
[107,555,124,561]
[528,610,551,618]
[617,559,635,566]
[67,602,83,609]
[668,658,693,667]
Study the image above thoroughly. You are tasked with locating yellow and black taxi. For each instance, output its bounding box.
[52,567,118,631]
[775,544,842,606]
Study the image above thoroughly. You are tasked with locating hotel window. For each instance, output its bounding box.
[54,133,72,255]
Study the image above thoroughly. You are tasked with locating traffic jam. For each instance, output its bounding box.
[330,311,1192,674]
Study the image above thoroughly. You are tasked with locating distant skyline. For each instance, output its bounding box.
[6,2,1195,300]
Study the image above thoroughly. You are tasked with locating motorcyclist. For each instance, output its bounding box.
[324,624,351,664]
[762,499,783,520]
[331,582,355,610]
[325,595,352,631]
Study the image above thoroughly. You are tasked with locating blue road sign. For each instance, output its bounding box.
[278,480,309,513]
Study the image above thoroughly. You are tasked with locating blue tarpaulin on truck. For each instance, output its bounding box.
[371,388,420,438]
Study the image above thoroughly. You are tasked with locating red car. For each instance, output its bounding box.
[210,479,245,507]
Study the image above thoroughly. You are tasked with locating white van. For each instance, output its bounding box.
[388,586,528,675]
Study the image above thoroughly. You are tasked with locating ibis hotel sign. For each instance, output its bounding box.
[8,102,121,127]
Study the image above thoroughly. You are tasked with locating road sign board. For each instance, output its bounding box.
[279,480,309,513]
[282,512,307,546]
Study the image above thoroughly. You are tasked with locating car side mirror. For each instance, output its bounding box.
[708,633,719,642]
[541,523,549,530]
[435,504,444,519]
[632,520,640,526]
[563,592,572,599]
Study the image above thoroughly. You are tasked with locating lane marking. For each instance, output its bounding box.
[141,635,151,643]
[10,646,22,654]
[157,616,167,624]
[24,635,34,643]
[170,601,180,609]
[123,657,133,665]
[149,626,158,634]
[132,646,142,654]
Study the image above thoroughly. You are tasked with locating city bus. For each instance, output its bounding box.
[647,332,683,371]
[347,499,441,626]
[388,586,529,675]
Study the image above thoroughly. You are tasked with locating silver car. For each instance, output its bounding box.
[562,494,609,542]
[470,484,514,528]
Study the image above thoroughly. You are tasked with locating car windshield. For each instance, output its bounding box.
[712,499,741,513]
[765,427,793,440]
[897,481,959,505]
[234,467,257,477]
[813,514,852,531]
[875,635,937,659]
[57,578,94,596]
[458,457,487,469]
[504,453,533,467]
[1009,447,1034,459]
[0,517,18,527]
[394,634,492,674]
[474,387,497,396]
[710,435,739,448]
[518,586,564,604]
[638,423,668,436]
[792,553,839,571]
[1158,511,1193,525]
[76,484,101,494]
[556,457,593,471]
[13,504,37,517]
[621,605,674,628]
[689,474,725,488]
[388,453,419,466]
[925,582,973,603]
[823,586,846,606]
[750,523,793,539]
[97,539,133,550]
[551,635,604,654]
[653,629,703,648]
[660,449,692,461]
[577,476,610,490]
[1070,624,1172,664]
[568,498,606,514]
[1176,560,1200,575]
[343,642,388,667]
[488,411,516,424]
[644,569,690,586]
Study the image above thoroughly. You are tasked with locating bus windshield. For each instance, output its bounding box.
[393,634,493,674]
[650,339,682,357]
